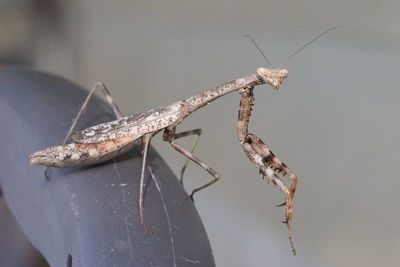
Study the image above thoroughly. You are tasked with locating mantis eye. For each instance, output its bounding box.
[280,69,289,78]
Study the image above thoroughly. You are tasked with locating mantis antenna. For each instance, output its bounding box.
[244,26,340,69]
[278,25,341,68]
[244,34,273,67]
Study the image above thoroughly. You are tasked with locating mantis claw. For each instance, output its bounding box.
[276,201,286,207]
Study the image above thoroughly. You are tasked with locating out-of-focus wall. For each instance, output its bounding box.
[2,1,400,266]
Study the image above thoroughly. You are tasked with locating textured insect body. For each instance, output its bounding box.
[30,70,298,253]
[30,101,187,167]
[30,27,338,256]
[30,136,135,168]
[71,101,186,144]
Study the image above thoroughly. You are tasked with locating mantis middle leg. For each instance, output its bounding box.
[163,127,219,200]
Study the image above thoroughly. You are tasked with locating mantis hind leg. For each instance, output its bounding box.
[63,81,123,144]
[45,81,123,181]
[138,133,154,233]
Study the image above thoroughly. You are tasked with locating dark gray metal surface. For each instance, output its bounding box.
[0,197,49,267]
[0,68,215,267]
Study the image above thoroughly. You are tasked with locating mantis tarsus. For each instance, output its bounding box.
[30,26,339,255]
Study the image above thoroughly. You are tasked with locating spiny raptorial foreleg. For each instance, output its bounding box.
[243,134,297,254]
[237,88,297,255]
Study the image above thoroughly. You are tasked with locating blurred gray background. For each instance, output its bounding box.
[1,0,399,266]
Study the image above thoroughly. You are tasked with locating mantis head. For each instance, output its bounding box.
[257,68,288,90]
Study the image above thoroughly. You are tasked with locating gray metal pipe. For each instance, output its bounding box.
[0,68,214,267]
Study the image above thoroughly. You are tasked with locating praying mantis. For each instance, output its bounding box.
[30,26,339,255]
